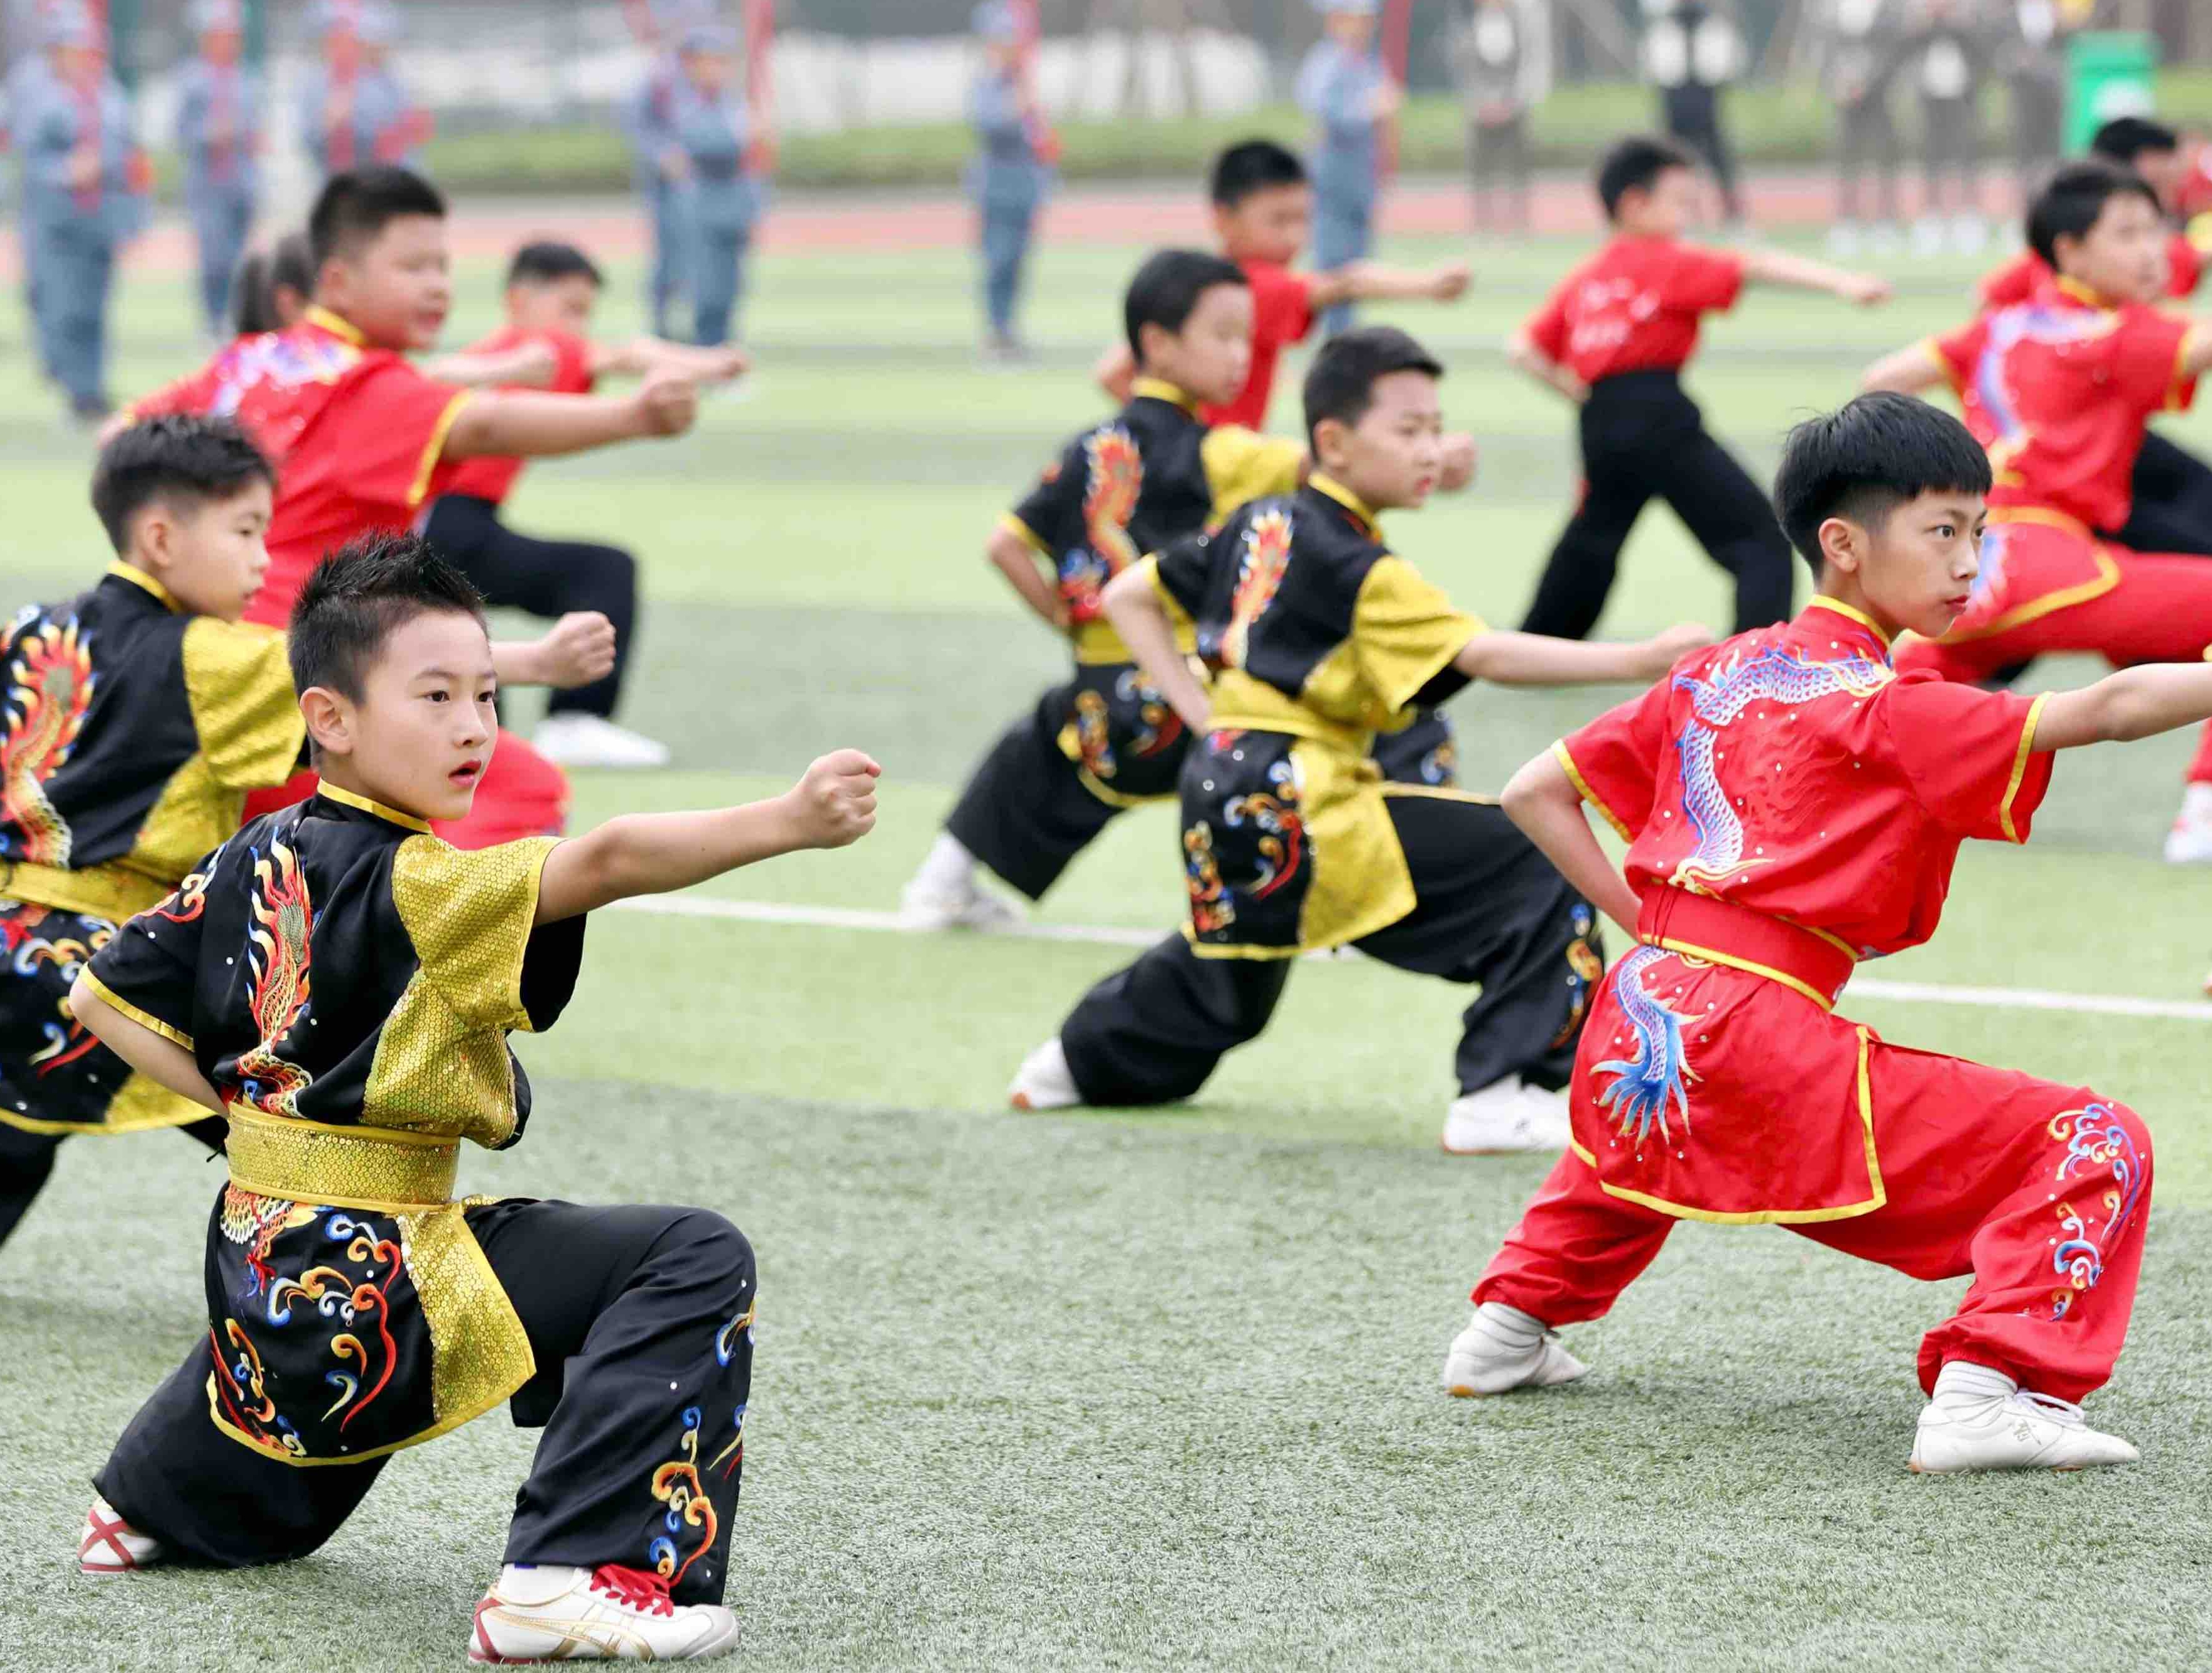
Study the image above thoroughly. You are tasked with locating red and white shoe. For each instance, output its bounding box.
[78,1496,164,1575]
[469,1563,739,1662]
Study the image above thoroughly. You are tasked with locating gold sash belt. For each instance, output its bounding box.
[225,1109,459,1212]
[0,859,170,923]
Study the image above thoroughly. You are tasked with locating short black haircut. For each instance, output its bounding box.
[2091,116,2179,168]
[1124,248,1248,362]
[1210,138,1307,208]
[2026,160,2162,268]
[1303,325,1445,445]
[90,416,276,554]
[233,229,313,335]
[506,239,604,291]
[1597,134,1694,220]
[306,166,446,271]
[1772,393,1992,576]
[288,532,487,705]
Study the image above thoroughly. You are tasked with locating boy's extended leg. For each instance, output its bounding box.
[0,1121,62,1248]
[1038,932,1291,1108]
[1657,425,1797,632]
[1518,437,1652,640]
[2110,430,2212,559]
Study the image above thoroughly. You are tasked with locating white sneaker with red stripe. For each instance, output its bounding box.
[469,1563,739,1662]
[78,1496,164,1575]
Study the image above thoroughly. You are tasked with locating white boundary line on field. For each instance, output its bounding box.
[604,894,2212,1023]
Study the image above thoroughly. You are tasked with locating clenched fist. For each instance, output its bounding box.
[634,370,698,438]
[786,750,881,850]
[535,612,618,689]
[1438,432,1479,493]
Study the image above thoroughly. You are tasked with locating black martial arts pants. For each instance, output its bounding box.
[1521,369,1796,641]
[1059,791,1597,1106]
[96,1200,756,1606]
[1663,85,1741,221]
[423,495,639,720]
[2112,431,2212,559]
[0,1116,225,1251]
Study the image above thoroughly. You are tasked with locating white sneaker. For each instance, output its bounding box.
[532,714,672,771]
[897,874,1024,932]
[78,1496,164,1575]
[1909,1390,2139,1474]
[1439,1079,1571,1155]
[1007,1036,1080,1111]
[1441,1305,1588,1398]
[2163,783,2212,863]
[469,1564,739,1663]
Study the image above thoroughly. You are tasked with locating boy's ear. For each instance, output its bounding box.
[298,686,354,760]
[1134,319,1168,368]
[132,505,173,575]
[1817,515,1862,575]
[1311,415,1349,470]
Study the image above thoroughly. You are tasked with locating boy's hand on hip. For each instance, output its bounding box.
[634,371,699,437]
[786,751,881,850]
[538,613,619,688]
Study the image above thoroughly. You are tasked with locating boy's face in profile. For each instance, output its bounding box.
[308,610,497,822]
[2131,144,2185,209]
[2054,190,2167,306]
[1214,182,1312,268]
[1613,166,1696,240]
[506,273,600,337]
[137,478,273,623]
[1317,370,1443,512]
[1148,282,1255,407]
[318,214,453,351]
[1842,489,1986,641]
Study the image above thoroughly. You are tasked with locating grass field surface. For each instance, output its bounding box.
[4,214,2212,1669]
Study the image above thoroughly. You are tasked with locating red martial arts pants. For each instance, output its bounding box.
[1474,1038,2153,1403]
[240,729,572,849]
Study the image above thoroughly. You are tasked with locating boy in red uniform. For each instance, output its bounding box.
[425,239,747,771]
[1447,391,2197,1472]
[1513,136,1890,642]
[1974,117,2212,559]
[123,167,701,849]
[1863,161,2212,864]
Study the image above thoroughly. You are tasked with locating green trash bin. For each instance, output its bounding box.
[2066,31,2159,155]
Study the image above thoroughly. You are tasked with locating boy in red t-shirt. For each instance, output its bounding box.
[126,167,701,848]
[1864,161,2212,866]
[1513,136,1890,643]
[1448,391,2206,1473]
[425,239,747,771]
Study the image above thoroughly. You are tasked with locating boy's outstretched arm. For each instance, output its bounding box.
[1308,259,1472,310]
[535,750,881,925]
[1501,750,1641,937]
[987,521,1071,631]
[1456,622,1710,687]
[1102,564,1210,732]
[68,982,224,1113]
[421,341,560,389]
[490,611,617,690]
[1505,330,1588,403]
[441,369,697,460]
[1739,247,1892,306]
[2033,661,2212,751]
[1861,340,1948,395]
[590,337,751,384]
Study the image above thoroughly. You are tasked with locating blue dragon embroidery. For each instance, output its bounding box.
[1593,946,1699,1144]
[1973,304,2118,468]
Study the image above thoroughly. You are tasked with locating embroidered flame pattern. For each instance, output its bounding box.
[648,1405,719,1588]
[1222,508,1291,670]
[1184,819,1232,935]
[231,838,315,1116]
[1063,426,1143,623]
[0,614,95,866]
[1222,757,1304,900]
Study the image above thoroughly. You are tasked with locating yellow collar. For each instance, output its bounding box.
[104,560,182,613]
[1806,593,1892,650]
[315,780,434,834]
[303,304,368,346]
[2052,275,2113,310]
[1308,472,1380,532]
[1130,376,1198,414]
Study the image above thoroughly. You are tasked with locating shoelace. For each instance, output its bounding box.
[590,1564,678,1618]
[2012,1390,2088,1429]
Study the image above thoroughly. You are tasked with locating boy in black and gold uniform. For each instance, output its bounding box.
[0,418,299,1246]
[1009,329,1706,1152]
[70,536,878,1662]
[901,249,1306,928]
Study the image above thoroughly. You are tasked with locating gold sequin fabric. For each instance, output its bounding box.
[400,1207,537,1427]
[225,1108,460,1210]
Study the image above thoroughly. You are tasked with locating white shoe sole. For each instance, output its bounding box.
[467,1608,740,1664]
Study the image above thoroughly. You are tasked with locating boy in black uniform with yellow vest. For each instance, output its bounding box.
[0,418,617,1252]
[69,535,878,1662]
[901,250,1305,929]
[1009,328,1707,1152]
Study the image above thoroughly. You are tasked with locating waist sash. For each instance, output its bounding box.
[1637,887,1856,1012]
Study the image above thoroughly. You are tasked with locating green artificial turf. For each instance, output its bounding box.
[3,215,2211,1668]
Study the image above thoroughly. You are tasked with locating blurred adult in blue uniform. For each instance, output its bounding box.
[625,21,766,347]
[1296,0,1398,337]
[175,0,262,339]
[624,0,709,338]
[17,4,146,422]
[967,2,1054,362]
[298,1,428,180]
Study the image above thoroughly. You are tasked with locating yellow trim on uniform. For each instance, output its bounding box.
[1998,691,2050,844]
[0,1071,205,1137]
[1000,511,1049,555]
[303,303,367,346]
[1552,739,1631,841]
[1916,336,1960,391]
[2172,326,2205,411]
[406,390,475,509]
[104,560,181,613]
[0,861,170,922]
[207,1375,497,1467]
[1376,783,1499,805]
[1795,919,1862,962]
[1307,472,1380,530]
[1054,731,1176,809]
[316,782,434,834]
[1806,594,1891,649]
[1642,936,1839,1013]
[1209,668,1374,754]
[1179,920,1306,961]
[1940,513,2121,643]
[2054,275,2109,308]
[75,968,193,1050]
[1130,376,1198,413]
[1198,425,1304,523]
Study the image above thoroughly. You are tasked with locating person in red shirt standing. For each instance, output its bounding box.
[423,240,747,771]
[1447,391,2203,1473]
[126,167,702,847]
[1864,161,2212,866]
[1512,136,1890,642]
[1973,117,2212,559]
